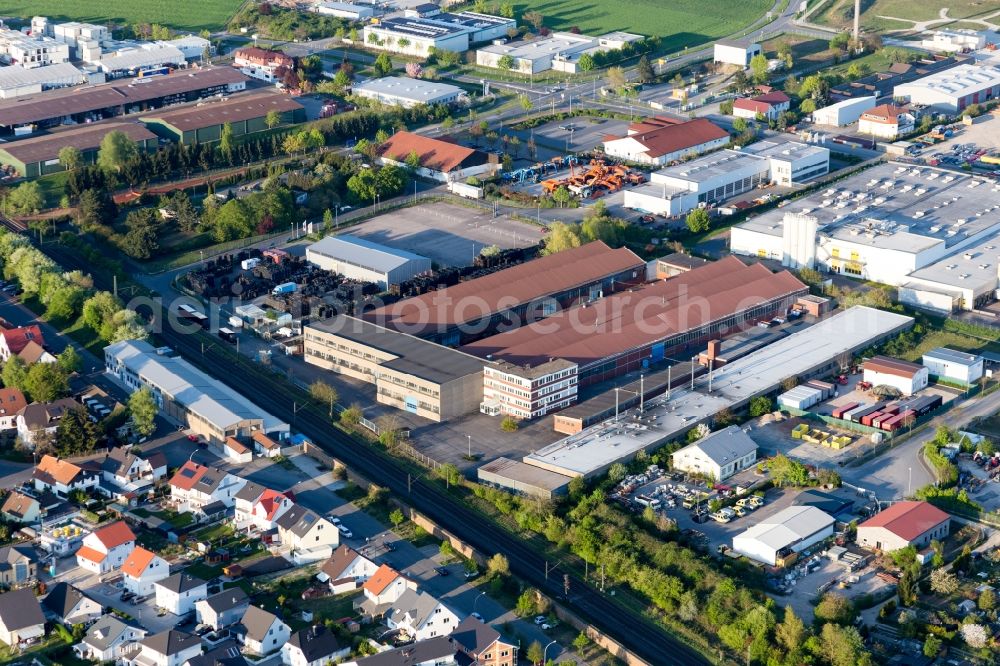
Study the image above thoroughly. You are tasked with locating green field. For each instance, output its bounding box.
[0,0,244,32]
[814,0,1000,33]
[513,0,773,51]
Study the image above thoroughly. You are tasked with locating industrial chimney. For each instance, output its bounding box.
[853,0,861,47]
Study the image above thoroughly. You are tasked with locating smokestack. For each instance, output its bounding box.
[707,340,721,361]
[853,0,861,47]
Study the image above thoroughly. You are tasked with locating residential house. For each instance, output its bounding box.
[155,573,208,616]
[0,588,45,647]
[342,636,457,666]
[249,489,293,533]
[275,503,338,562]
[1,490,40,524]
[357,564,416,617]
[252,431,283,458]
[101,447,167,490]
[385,589,459,641]
[73,615,147,663]
[32,453,99,496]
[451,616,518,666]
[18,399,81,448]
[0,325,46,362]
[858,104,916,140]
[0,545,37,587]
[234,605,290,656]
[0,388,26,431]
[232,46,294,84]
[233,481,267,531]
[126,629,202,666]
[319,545,378,594]
[195,588,250,631]
[223,436,252,464]
[42,582,103,625]
[76,520,136,574]
[17,340,56,365]
[168,461,247,514]
[186,640,249,666]
[121,546,170,596]
[733,91,791,121]
[282,625,350,666]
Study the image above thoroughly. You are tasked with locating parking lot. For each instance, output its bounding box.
[350,202,544,267]
[919,113,1000,174]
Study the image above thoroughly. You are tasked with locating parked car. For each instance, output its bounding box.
[471,612,483,621]
[435,566,450,576]
[336,524,353,538]
[534,615,546,625]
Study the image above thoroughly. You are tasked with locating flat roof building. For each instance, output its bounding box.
[732,505,836,566]
[351,77,465,108]
[671,426,758,481]
[104,339,288,443]
[463,256,807,385]
[305,235,432,289]
[0,66,248,133]
[522,306,913,477]
[96,43,186,74]
[477,457,571,498]
[0,121,156,178]
[894,63,1000,114]
[362,12,515,57]
[481,358,578,421]
[477,33,597,75]
[314,1,376,19]
[810,95,877,127]
[371,241,645,346]
[0,62,84,100]
[713,40,762,67]
[922,347,984,385]
[141,92,304,144]
[304,316,484,422]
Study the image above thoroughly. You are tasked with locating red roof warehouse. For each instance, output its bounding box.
[856,501,950,552]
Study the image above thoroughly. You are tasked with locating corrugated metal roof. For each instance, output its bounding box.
[863,355,924,378]
[675,425,757,467]
[307,235,429,274]
[0,121,155,165]
[142,92,302,131]
[734,505,834,551]
[923,347,981,367]
[0,62,84,91]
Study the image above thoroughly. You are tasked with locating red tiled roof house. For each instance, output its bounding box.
[76,521,136,574]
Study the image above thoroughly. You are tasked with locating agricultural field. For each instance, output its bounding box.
[0,0,243,32]
[813,0,1000,33]
[512,0,773,51]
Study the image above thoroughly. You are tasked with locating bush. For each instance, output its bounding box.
[500,416,519,432]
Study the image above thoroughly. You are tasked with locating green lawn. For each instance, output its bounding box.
[512,0,773,51]
[813,0,1000,32]
[1,0,243,32]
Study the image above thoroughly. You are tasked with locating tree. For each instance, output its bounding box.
[799,98,817,115]
[523,11,544,31]
[56,406,100,456]
[748,396,773,417]
[898,567,917,606]
[930,568,959,596]
[389,508,405,527]
[128,387,158,438]
[608,463,627,483]
[526,640,544,665]
[732,117,748,134]
[551,185,572,208]
[310,379,338,418]
[2,356,27,394]
[769,454,810,487]
[57,346,82,374]
[487,553,509,578]
[47,285,86,321]
[495,54,516,72]
[373,52,393,77]
[518,94,533,113]
[749,53,769,84]
[846,62,871,80]
[24,363,69,403]
[607,66,626,92]
[979,587,996,611]
[960,623,988,648]
[218,122,235,164]
[500,416,519,432]
[59,146,82,172]
[685,208,710,234]
[542,222,581,254]
[577,53,594,72]
[6,181,43,215]
[265,110,282,130]
[775,606,805,653]
[820,623,871,666]
[637,55,655,84]
[923,634,941,658]
[121,222,159,259]
[97,130,139,173]
[340,403,363,427]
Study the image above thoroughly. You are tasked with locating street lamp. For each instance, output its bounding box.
[543,640,558,665]
[473,591,486,614]
[467,434,472,459]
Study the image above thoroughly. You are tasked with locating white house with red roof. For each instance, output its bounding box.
[252,431,284,458]
[168,460,247,513]
[858,104,915,140]
[856,500,950,552]
[357,564,417,617]
[602,118,730,166]
[33,454,99,497]
[121,546,169,596]
[75,521,136,574]
[223,436,252,464]
[733,91,791,121]
[0,325,46,362]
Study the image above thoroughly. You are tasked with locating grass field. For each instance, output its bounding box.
[513,0,773,51]
[1,0,243,32]
[813,0,1000,33]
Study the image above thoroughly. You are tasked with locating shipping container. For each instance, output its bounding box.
[850,402,886,423]
[872,412,897,429]
[778,385,824,410]
[806,379,835,400]
[861,411,884,427]
[882,409,916,432]
[841,403,871,422]
[832,402,859,420]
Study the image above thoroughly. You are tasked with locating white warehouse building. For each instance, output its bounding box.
[362,12,515,57]
[477,33,597,75]
[922,347,984,386]
[732,505,836,566]
[810,95,877,127]
[305,235,432,289]
[352,76,465,108]
[671,425,757,481]
[894,63,1000,115]
[713,40,761,67]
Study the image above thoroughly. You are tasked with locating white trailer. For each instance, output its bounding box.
[449,181,484,199]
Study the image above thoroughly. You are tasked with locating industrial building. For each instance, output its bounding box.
[141,93,304,144]
[314,1,376,19]
[351,77,466,108]
[921,29,987,53]
[377,131,492,182]
[623,140,829,216]
[0,27,70,68]
[862,356,929,396]
[670,426,757,481]
[0,121,157,178]
[371,241,645,345]
[477,457,570,498]
[922,347,984,386]
[0,62,87,99]
[480,358,578,420]
[601,117,730,167]
[462,256,808,385]
[305,235,432,289]
[830,55,967,103]
[303,316,485,422]
[362,12,515,57]
[858,104,915,140]
[104,339,288,444]
[894,63,1000,115]
[730,162,1000,311]
[521,306,913,478]
[732,505,836,566]
[96,43,186,75]
[476,33,597,74]
[856,501,950,552]
[810,96,877,127]
[0,67,248,134]
[713,40,761,67]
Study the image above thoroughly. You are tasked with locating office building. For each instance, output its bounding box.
[480,358,578,420]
